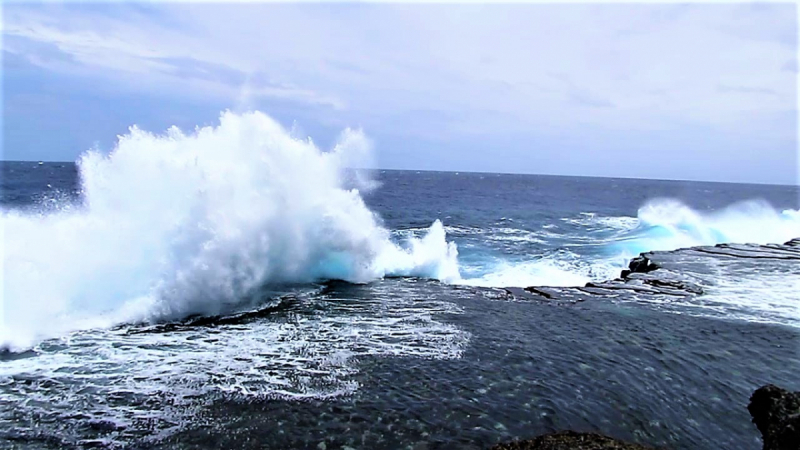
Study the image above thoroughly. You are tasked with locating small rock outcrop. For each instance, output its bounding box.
[620,255,659,278]
[489,431,654,450]
[748,384,800,450]
[498,239,800,305]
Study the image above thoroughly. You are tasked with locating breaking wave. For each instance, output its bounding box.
[614,198,800,256]
[1,111,459,351]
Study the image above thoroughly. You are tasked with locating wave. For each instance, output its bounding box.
[612,198,800,256]
[1,111,459,351]
[456,258,591,288]
[459,198,799,289]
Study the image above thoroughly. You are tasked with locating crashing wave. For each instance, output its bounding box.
[612,198,800,256]
[0,111,459,351]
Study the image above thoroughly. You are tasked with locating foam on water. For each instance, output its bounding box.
[698,270,800,326]
[561,212,639,231]
[1,111,459,351]
[614,198,800,255]
[0,282,469,444]
[457,198,799,291]
[457,258,590,288]
[457,249,623,289]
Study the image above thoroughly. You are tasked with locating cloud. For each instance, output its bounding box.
[569,91,615,109]
[2,2,797,184]
[3,6,347,110]
[718,84,780,97]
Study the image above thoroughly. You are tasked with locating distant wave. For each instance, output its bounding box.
[457,198,800,289]
[1,111,459,351]
[612,198,800,256]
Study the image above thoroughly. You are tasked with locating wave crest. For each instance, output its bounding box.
[613,198,799,256]
[1,111,459,350]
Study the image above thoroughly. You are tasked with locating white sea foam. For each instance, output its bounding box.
[614,198,800,256]
[460,198,799,291]
[457,259,590,288]
[456,251,622,289]
[0,283,469,440]
[1,111,459,351]
[561,213,639,231]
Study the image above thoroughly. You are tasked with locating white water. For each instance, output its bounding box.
[458,198,799,289]
[457,258,593,288]
[1,111,459,351]
[613,198,800,255]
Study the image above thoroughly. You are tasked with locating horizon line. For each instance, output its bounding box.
[3,159,799,188]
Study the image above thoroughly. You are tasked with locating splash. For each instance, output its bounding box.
[613,198,800,256]
[459,198,799,290]
[456,258,591,288]
[1,111,459,351]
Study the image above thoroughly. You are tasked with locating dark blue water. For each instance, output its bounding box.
[2,161,799,449]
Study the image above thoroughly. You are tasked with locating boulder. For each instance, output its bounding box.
[620,255,659,278]
[749,384,800,450]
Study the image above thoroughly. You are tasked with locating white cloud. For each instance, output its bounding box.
[2,2,797,183]
[4,4,348,109]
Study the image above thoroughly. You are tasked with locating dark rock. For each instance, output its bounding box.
[491,238,800,307]
[624,255,659,277]
[523,286,553,299]
[76,439,113,448]
[748,384,800,450]
[0,348,38,361]
[785,238,800,248]
[489,431,655,449]
[87,419,126,433]
[640,278,703,295]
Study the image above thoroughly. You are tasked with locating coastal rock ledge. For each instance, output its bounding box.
[499,237,800,305]
[489,384,800,450]
[749,384,800,450]
[489,431,654,450]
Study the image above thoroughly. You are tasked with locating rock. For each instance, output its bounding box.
[485,238,798,308]
[621,255,659,278]
[784,238,800,248]
[489,431,654,449]
[523,287,553,299]
[748,384,800,450]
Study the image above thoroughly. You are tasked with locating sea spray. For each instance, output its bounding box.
[0,111,459,350]
[612,198,800,256]
[457,198,799,289]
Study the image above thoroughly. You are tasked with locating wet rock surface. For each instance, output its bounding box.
[749,384,800,450]
[493,239,800,304]
[493,382,800,450]
[621,255,660,278]
[489,431,655,449]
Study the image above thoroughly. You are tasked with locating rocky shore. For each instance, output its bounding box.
[488,239,800,450]
[489,384,800,450]
[496,238,800,304]
[749,385,800,450]
[489,431,655,449]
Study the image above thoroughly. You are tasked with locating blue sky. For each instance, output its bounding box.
[2,2,798,184]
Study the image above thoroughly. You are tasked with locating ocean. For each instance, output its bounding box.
[1,112,799,449]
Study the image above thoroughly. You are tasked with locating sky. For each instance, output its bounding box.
[1,2,798,184]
